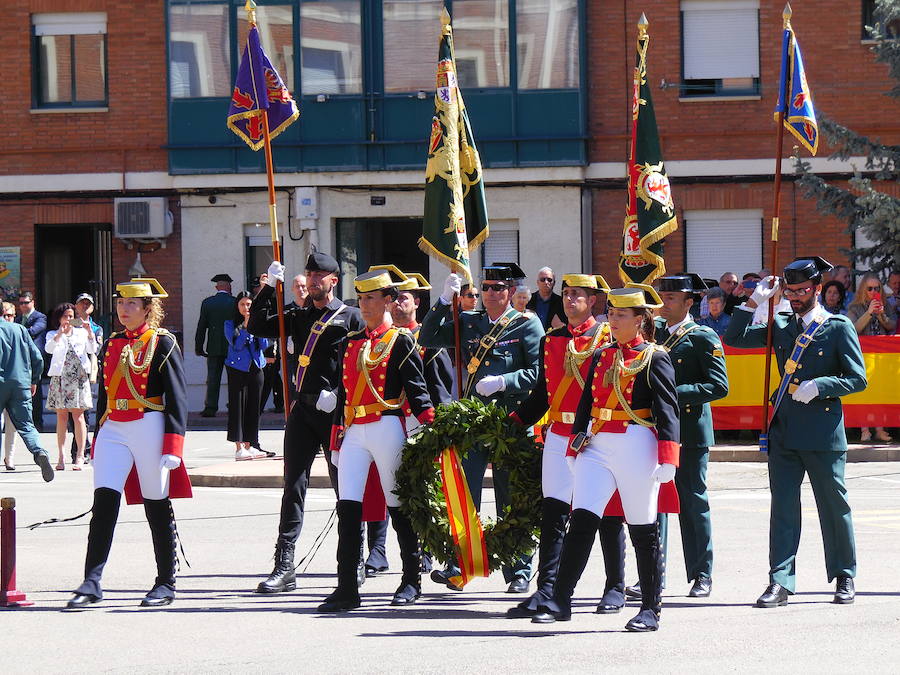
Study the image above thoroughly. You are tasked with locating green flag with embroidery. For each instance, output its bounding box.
[619,16,678,285]
[419,9,489,284]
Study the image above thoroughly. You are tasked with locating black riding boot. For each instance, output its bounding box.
[365,516,390,576]
[532,508,600,624]
[597,516,626,613]
[625,522,663,632]
[67,488,121,608]
[508,497,569,618]
[318,500,363,612]
[387,506,421,605]
[141,498,178,607]
[256,538,296,593]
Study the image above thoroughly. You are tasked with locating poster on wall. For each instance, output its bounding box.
[0,247,22,300]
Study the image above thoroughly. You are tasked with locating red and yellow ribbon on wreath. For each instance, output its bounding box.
[438,447,489,588]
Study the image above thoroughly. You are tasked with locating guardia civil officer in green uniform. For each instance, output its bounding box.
[655,274,728,598]
[725,256,866,608]
[195,273,235,417]
[419,262,544,593]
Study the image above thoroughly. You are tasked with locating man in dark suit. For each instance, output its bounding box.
[526,266,565,329]
[195,273,235,417]
[15,291,47,432]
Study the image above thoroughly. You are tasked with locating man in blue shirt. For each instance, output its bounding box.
[526,267,565,330]
[15,291,47,432]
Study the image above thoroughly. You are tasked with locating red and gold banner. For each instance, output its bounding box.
[712,335,900,429]
[439,447,488,589]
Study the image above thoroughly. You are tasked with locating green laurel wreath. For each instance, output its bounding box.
[394,398,542,571]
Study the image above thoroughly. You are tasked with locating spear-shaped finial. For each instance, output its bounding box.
[441,6,451,26]
[783,3,792,28]
[638,13,649,38]
[245,0,257,25]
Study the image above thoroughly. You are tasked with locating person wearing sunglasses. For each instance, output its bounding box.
[526,267,566,330]
[846,272,896,443]
[420,262,544,594]
[725,256,867,609]
[15,291,47,432]
[458,283,480,311]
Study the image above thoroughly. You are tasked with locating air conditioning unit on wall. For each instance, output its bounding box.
[114,197,173,239]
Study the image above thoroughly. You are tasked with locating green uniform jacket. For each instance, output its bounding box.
[419,301,544,411]
[195,292,235,357]
[724,306,867,452]
[0,321,45,387]
[655,318,729,449]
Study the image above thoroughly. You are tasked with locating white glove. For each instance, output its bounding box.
[475,374,506,397]
[652,463,676,483]
[160,454,181,471]
[440,273,463,305]
[316,389,337,413]
[286,336,294,354]
[792,379,819,404]
[266,261,285,287]
[749,276,780,306]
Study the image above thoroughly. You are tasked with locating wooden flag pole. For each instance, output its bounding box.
[261,108,292,424]
[762,3,794,449]
[452,291,464,400]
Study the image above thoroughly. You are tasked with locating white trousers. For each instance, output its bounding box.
[337,416,406,508]
[572,425,660,525]
[93,411,169,500]
[542,429,574,503]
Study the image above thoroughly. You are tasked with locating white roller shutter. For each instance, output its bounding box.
[685,209,762,280]
[482,229,520,267]
[33,13,107,35]
[682,1,759,80]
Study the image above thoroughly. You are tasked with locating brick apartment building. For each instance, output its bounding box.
[1,0,895,409]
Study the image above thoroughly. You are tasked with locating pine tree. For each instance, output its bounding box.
[793,0,900,274]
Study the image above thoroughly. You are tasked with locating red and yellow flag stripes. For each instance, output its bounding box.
[439,447,489,588]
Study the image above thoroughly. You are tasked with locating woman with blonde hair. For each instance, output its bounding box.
[45,302,96,470]
[66,277,190,609]
[847,272,896,442]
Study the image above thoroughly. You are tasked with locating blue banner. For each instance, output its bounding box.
[775,26,818,155]
[227,24,299,151]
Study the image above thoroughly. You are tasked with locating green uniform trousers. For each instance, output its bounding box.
[0,382,47,458]
[658,447,713,585]
[767,443,856,592]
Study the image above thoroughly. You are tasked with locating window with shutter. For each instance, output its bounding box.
[681,0,760,98]
[684,209,763,280]
[482,229,520,267]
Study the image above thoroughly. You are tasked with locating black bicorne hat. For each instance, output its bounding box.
[657,273,708,295]
[483,262,526,282]
[783,256,832,285]
[211,273,233,283]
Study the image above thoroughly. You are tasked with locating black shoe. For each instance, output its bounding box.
[251,443,276,458]
[596,587,626,614]
[140,595,174,608]
[688,576,712,598]
[365,564,388,578]
[625,608,659,632]
[200,409,217,418]
[65,593,100,609]
[625,582,642,599]
[430,568,463,591]
[834,576,855,605]
[35,453,54,482]
[506,600,539,618]
[256,541,296,594]
[756,583,789,608]
[507,577,530,594]
[531,606,571,624]
[317,590,361,613]
[390,582,421,606]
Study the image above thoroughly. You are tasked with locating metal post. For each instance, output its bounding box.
[1,498,33,607]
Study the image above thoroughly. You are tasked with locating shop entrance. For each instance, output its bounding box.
[35,223,113,333]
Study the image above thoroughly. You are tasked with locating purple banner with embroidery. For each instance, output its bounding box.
[227,24,299,151]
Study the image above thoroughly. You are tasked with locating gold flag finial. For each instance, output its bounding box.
[441,6,451,26]
[783,3,792,28]
[245,0,257,25]
[638,13,649,38]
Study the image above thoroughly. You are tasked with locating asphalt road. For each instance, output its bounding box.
[2,430,899,673]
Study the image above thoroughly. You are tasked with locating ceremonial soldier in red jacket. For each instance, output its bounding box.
[67,278,189,610]
[318,270,435,613]
[533,284,679,632]
[506,273,630,617]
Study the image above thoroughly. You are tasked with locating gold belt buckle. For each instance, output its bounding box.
[353,405,367,418]
[561,412,575,424]
[598,408,613,422]
[115,399,129,411]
